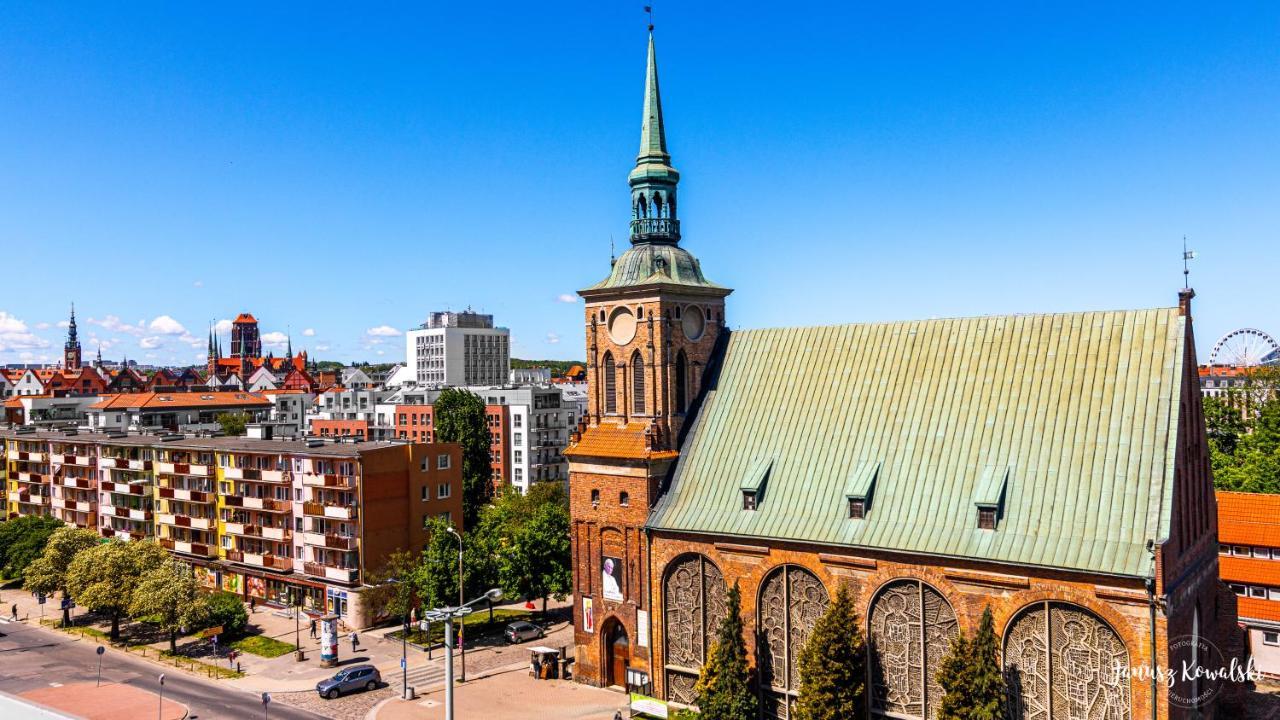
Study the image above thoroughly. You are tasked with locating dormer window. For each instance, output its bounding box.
[978,507,997,530]
[973,465,1011,531]
[848,498,866,520]
[844,460,880,521]
[739,455,773,512]
[742,491,757,511]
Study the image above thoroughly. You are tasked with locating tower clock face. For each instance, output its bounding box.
[608,307,637,345]
[682,306,705,341]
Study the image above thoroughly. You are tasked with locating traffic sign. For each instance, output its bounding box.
[60,598,74,610]
[37,594,46,605]
[400,658,406,669]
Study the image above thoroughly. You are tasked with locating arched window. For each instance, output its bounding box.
[867,579,958,719]
[637,194,648,218]
[602,351,616,414]
[631,352,646,415]
[758,565,828,718]
[1003,601,1130,720]
[674,350,688,412]
[653,192,664,218]
[662,554,727,704]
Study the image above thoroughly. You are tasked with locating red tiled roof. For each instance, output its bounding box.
[89,391,270,410]
[564,421,678,461]
[234,313,257,323]
[1220,555,1280,586]
[1217,491,1280,547]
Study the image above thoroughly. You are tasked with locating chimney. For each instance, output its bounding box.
[1178,287,1195,317]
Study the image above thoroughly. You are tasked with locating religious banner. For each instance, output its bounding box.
[602,555,623,601]
[583,597,595,634]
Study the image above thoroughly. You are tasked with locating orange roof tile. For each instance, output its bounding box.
[1217,491,1280,547]
[1236,596,1280,624]
[564,421,679,461]
[89,391,270,410]
[234,313,257,323]
[1220,555,1280,586]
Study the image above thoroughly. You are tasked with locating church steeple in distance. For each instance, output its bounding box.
[64,302,82,370]
[629,30,680,245]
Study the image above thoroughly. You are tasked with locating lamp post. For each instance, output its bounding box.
[157,673,165,720]
[424,588,502,720]
[446,525,465,681]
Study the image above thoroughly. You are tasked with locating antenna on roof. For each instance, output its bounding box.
[1182,236,1196,289]
[610,234,616,267]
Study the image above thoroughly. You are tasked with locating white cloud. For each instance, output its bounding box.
[148,315,187,335]
[376,349,386,356]
[56,320,70,329]
[261,331,289,349]
[178,332,203,348]
[18,351,35,361]
[89,315,145,336]
[315,344,331,352]
[0,312,51,352]
[214,319,233,333]
[34,322,51,330]
[556,294,578,304]
[546,332,561,345]
[366,325,402,337]
[302,328,316,337]
[139,336,163,350]
[193,280,204,288]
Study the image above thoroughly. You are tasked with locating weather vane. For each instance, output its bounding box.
[1182,236,1196,289]
[644,5,654,31]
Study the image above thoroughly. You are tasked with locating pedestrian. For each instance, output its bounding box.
[249,596,256,614]
[309,617,317,639]
[614,712,623,720]
[10,603,17,621]
[350,631,359,652]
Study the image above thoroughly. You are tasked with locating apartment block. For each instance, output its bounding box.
[405,310,510,387]
[0,428,463,628]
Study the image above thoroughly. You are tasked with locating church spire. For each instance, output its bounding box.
[64,302,82,370]
[628,29,681,245]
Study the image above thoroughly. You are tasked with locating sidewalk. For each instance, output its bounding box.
[374,665,627,720]
[19,682,187,720]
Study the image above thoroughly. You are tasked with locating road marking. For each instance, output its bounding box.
[49,682,62,687]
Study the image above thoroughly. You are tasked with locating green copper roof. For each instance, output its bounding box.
[629,33,679,186]
[648,308,1189,579]
[584,242,725,292]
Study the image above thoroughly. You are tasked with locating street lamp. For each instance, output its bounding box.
[445,525,465,681]
[157,673,165,720]
[423,588,502,720]
[377,576,412,699]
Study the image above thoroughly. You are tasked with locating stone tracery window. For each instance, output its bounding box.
[758,565,828,719]
[868,579,958,720]
[632,351,646,415]
[1003,602,1130,720]
[662,554,727,705]
[602,351,616,414]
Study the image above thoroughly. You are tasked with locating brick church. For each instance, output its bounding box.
[566,29,1236,720]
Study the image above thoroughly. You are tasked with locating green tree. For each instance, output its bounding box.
[0,515,63,580]
[364,549,421,623]
[216,411,251,436]
[433,388,492,528]
[130,558,210,653]
[204,592,249,638]
[23,526,99,626]
[694,581,757,720]
[1204,395,1248,457]
[937,606,1007,720]
[502,499,571,613]
[412,516,461,610]
[66,540,168,640]
[794,583,865,720]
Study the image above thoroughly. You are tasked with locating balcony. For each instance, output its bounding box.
[630,216,680,242]
[61,499,93,513]
[156,461,211,476]
[302,532,356,550]
[8,450,46,462]
[237,496,290,513]
[15,472,48,485]
[302,502,358,520]
[303,562,358,583]
[103,505,153,522]
[157,513,213,530]
[102,527,145,542]
[224,522,287,540]
[101,480,150,496]
[157,486,213,503]
[302,473,357,489]
[56,454,95,467]
[100,457,152,471]
[61,476,93,490]
[160,538,217,558]
[15,491,49,506]
[238,552,293,572]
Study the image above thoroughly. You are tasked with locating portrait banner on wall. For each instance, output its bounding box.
[637,609,649,647]
[602,555,624,602]
[583,597,595,633]
[193,566,216,589]
[246,576,266,599]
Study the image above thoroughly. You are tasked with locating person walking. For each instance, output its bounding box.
[10,603,17,621]
[349,631,359,652]
[309,617,317,639]
[249,597,256,614]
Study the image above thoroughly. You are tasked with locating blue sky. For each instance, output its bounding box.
[1,3,1277,366]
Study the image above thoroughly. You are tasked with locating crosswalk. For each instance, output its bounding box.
[401,662,446,689]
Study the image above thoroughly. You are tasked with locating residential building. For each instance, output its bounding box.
[510,367,552,384]
[86,392,271,433]
[405,310,510,386]
[0,428,463,628]
[565,31,1232,718]
[262,389,314,438]
[1219,490,1280,676]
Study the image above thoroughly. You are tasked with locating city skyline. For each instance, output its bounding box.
[2,3,1277,366]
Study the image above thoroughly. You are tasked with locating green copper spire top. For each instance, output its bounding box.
[637,32,669,166]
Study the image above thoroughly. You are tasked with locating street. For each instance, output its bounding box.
[0,618,326,720]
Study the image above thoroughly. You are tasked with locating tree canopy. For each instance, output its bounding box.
[0,515,63,580]
[23,526,99,626]
[936,606,1007,720]
[694,581,757,720]
[67,540,168,640]
[216,411,251,436]
[433,387,492,528]
[130,558,210,652]
[1206,367,1280,493]
[794,583,865,720]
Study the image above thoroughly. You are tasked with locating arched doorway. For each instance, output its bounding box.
[605,619,631,688]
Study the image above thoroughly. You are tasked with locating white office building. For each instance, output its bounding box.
[405,311,510,387]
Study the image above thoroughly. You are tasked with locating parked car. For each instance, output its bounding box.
[316,664,381,699]
[504,620,545,644]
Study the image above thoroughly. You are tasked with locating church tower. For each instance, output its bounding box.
[64,303,82,370]
[566,29,732,691]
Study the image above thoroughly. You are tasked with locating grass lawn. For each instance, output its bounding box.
[231,635,297,658]
[389,608,535,646]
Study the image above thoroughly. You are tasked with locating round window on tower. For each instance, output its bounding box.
[609,306,637,345]
[682,305,705,341]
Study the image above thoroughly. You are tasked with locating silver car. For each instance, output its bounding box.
[504,620,545,644]
[316,664,381,699]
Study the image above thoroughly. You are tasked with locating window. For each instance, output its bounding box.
[1231,584,1247,596]
[420,459,429,472]
[421,486,430,502]
[632,352,645,414]
[1266,632,1280,647]
[437,454,451,470]
[437,483,452,499]
[1251,586,1268,598]
[513,433,522,444]
[513,414,522,428]
[742,491,757,511]
[1256,547,1271,558]
[1234,546,1250,556]
[603,352,617,414]
[1270,588,1280,601]
[514,468,523,482]
[848,498,866,520]
[978,507,997,530]
[620,491,630,507]
[591,489,600,506]
[1219,544,1230,555]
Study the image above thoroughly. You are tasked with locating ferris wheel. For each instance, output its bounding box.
[1209,328,1280,367]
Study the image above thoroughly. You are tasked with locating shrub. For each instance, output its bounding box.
[202,592,249,638]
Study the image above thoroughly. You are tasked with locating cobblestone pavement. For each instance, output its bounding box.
[274,684,397,720]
